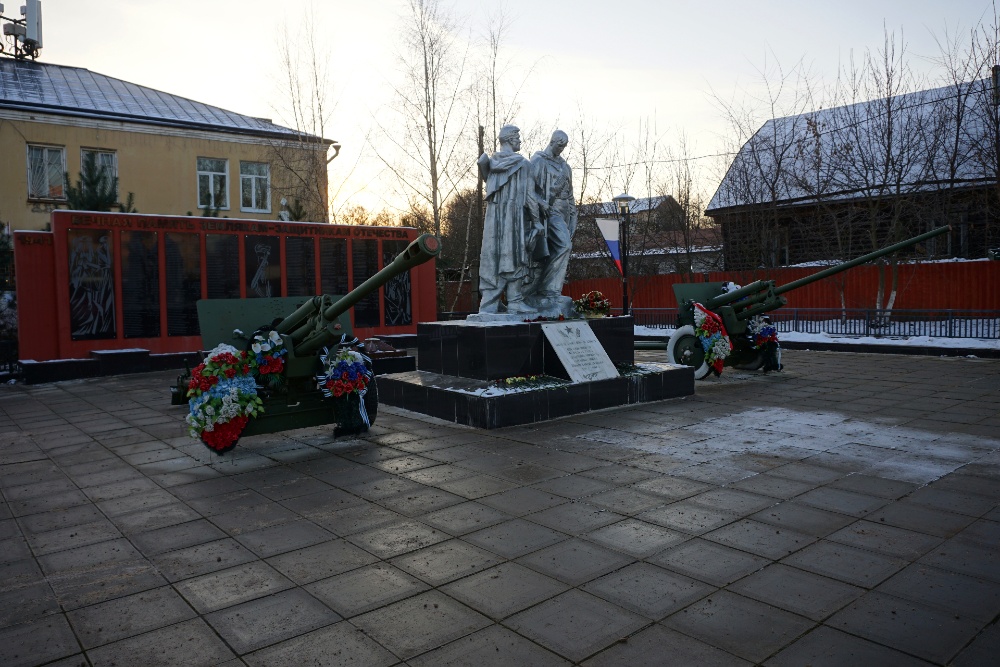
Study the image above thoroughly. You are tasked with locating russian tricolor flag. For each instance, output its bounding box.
[596,218,622,275]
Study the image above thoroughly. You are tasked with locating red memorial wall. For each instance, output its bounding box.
[15,211,436,361]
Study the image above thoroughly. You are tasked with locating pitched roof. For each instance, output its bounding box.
[707,78,994,213]
[0,58,332,144]
[591,195,675,216]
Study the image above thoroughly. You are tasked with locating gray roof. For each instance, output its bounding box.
[0,58,331,143]
[707,78,994,213]
[592,196,674,216]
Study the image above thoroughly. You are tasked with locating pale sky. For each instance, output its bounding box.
[34,0,996,215]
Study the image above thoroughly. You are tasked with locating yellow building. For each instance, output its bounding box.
[0,58,336,232]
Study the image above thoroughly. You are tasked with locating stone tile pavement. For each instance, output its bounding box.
[0,350,998,666]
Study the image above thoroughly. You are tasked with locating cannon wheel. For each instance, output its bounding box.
[667,326,711,380]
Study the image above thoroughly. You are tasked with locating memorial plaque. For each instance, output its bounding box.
[541,321,619,383]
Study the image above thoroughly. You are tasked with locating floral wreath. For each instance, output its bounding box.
[573,290,611,316]
[748,315,783,372]
[247,328,287,389]
[315,335,375,428]
[185,343,264,453]
[693,303,731,375]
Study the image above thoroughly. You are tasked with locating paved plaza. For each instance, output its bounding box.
[1,350,998,666]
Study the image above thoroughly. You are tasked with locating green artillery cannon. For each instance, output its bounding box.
[666,225,950,379]
[173,233,440,442]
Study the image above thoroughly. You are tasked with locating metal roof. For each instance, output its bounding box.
[0,58,331,144]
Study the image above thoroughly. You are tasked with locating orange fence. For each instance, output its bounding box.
[565,261,1000,311]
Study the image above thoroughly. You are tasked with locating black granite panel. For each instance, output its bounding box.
[416,323,445,374]
[91,349,151,376]
[21,359,99,384]
[483,324,540,380]
[457,326,489,379]
[370,356,416,376]
[589,378,629,412]
[549,383,590,420]
[589,316,634,365]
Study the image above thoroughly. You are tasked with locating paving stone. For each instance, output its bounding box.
[955,518,1000,547]
[209,502,300,536]
[782,539,908,588]
[345,519,447,559]
[703,519,814,559]
[750,500,856,537]
[505,589,648,663]
[0,580,61,628]
[877,563,1000,623]
[150,538,257,582]
[582,562,713,620]
[390,538,501,586]
[38,537,144,575]
[350,590,491,660]
[438,474,520,499]
[67,585,195,648]
[586,488,667,515]
[532,474,615,499]
[827,520,944,560]
[675,462,758,484]
[637,500,740,535]
[421,501,511,535]
[477,486,566,515]
[764,625,935,666]
[379,485,470,517]
[687,488,778,516]
[870,500,978,539]
[27,519,124,556]
[174,561,293,613]
[827,590,982,664]
[950,620,1000,667]
[528,502,625,534]
[582,623,750,667]
[130,519,226,557]
[418,626,570,665]
[918,537,1000,582]
[728,563,864,620]
[265,538,379,585]
[727,473,815,499]
[650,538,770,586]
[464,518,568,558]
[631,475,712,500]
[0,615,82,667]
[585,518,688,558]
[111,502,202,534]
[795,486,890,517]
[243,621,398,667]
[205,587,340,654]
[10,489,91,517]
[663,590,815,664]
[441,562,568,620]
[311,502,405,536]
[905,485,998,516]
[234,518,334,558]
[85,617,236,667]
[770,462,846,484]
[306,563,429,618]
[517,537,634,586]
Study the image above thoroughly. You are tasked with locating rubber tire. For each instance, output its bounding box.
[732,350,766,371]
[667,326,712,380]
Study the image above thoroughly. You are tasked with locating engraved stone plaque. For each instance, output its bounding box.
[541,321,620,383]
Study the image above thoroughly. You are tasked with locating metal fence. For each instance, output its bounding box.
[630,308,1000,338]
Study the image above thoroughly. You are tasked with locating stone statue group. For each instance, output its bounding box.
[473,126,578,319]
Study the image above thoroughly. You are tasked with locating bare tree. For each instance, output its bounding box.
[371,0,471,241]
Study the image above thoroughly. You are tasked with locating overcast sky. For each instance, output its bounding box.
[34,0,996,214]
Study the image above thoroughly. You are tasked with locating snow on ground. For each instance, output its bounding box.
[634,325,1000,350]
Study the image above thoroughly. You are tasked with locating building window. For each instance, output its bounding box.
[197,157,228,209]
[240,162,270,213]
[81,148,118,199]
[27,144,66,200]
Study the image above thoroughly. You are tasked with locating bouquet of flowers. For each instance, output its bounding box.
[693,303,731,375]
[316,336,375,430]
[249,329,287,388]
[185,344,264,453]
[573,290,612,317]
[748,315,783,372]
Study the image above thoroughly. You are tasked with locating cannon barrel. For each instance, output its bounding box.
[773,225,949,296]
[290,233,441,357]
[705,280,773,310]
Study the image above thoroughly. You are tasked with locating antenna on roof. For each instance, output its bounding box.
[0,0,43,61]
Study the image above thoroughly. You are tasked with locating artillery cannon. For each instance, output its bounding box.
[173,233,440,446]
[666,225,950,379]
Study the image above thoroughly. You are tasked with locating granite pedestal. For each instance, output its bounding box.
[379,317,694,428]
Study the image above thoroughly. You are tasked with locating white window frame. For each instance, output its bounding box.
[197,157,229,210]
[80,148,119,201]
[26,144,67,200]
[239,161,271,213]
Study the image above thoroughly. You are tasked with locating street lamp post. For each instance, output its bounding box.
[612,193,635,316]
